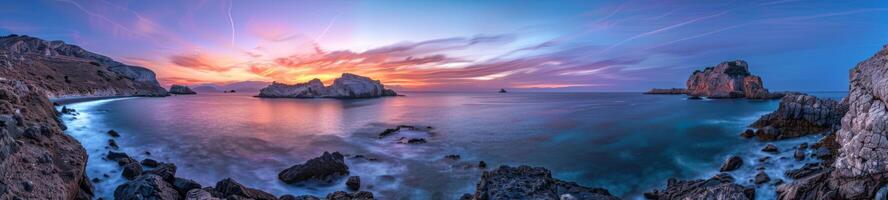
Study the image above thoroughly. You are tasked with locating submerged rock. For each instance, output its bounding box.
[472,165,618,200]
[257,73,397,99]
[754,171,770,185]
[750,94,847,140]
[346,176,361,191]
[169,85,197,95]
[279,151,349,184]
[761,144,778,153]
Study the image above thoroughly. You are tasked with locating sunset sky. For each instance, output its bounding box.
[1,0,887,91]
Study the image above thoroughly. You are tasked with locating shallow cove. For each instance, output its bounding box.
[60,92,844,199]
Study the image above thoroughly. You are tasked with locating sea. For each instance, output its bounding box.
[59,91,846,199]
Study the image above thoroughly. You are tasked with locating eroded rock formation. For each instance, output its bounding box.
[646,60,785,99]
[169,85,197,95]
[750,94,848,140]
[257,73,397,98]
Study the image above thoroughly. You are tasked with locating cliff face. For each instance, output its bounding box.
[257,73,397,98]
[0,34,168,97]
[0,80,92,199]
[831,44,888,198]
[685,60,779,99]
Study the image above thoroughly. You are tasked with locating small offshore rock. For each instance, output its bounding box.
[794,149,805,161]
[719,156,743,172]
[444,154,461,160]
[478,161,487,168]
[107,129,120,137]
[141,158,159,167]
[346,176,361,191]
[762,144,779,153]
[108,139,118,149]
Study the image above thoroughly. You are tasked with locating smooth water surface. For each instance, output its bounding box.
[61,92,845,199]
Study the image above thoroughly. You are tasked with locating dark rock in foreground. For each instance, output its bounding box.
[471,165,618,200]
[215,178,277,200]
[645,174,754,200]
[114,174,179,200]
[326,191,374,200]
[169,84,197,95]
[257,73,397,99]
[750,94,847,140]
[279,151,349,184]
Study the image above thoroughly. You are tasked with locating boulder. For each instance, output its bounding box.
[278,151,349,184]
[121,162,143,179]
[145,163,177,182]
[754,171,770,184]
[214,178,277,200]
[257,73,397,99]
[107,151,137,166]
[750,94,848,140]
[472,165,618,200]
[346,176,361,191]
[169,85,197,95]
[141,158,160,167]
[113,174,180,200]
[794,149,805,161]
[761,144,778,153]
[719,156,743,172]
[326,191,374,200]
[173,177,202,197]
[185,188,221,200]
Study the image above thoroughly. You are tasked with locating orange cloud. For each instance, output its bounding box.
[170,54,231,72]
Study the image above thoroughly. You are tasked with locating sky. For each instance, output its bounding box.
[1,0,887,92]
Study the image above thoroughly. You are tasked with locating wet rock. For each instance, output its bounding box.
[645,175,754,200]
[144,163,177,182]
[107,129,120,137]
[478,161,487,168]
[444,154,461,160]
[106,151,137,166]
[785,163,825,179]
[279,151,349,184]
[169,85,197,95]
[258,73,397,99]
[761,144,778,153]
[121,162,143,179]
[754,171,770,184]
[346,176,360,191]
[108,139,118,149]
[185,188,220,200]
[472,165,618,200]
[757,156,770,163]
[740,129,754,139]
[214,178,277,200]
[751,94,847,140]
[794,149,805,161]
[326,191,374,200]
[141,158,159,167]
[719,156,743,172]
[280,194,321,200]
[687,96,703,100]
[60,106,76,114]
[173,178,202,197]
[114,174,179,200]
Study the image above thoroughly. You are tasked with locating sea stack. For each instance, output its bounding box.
[168,85,197,95]
[257,73,397,99]
[647,60,784,99]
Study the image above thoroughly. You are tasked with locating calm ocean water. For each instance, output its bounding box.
[61,92,846,199]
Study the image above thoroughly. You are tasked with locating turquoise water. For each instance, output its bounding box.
[61,92,845,199]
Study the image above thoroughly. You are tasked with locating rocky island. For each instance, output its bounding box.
[169,84,197,95]
[646,60,785,99]
[257,73,398,99]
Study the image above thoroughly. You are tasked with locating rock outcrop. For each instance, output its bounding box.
[279,151,350,184]
[750,94,848,140]
[685,60,782,99]
[169,85,197,95]
[470,165,619,200]
[257,73,397,99]
[776,45,888,199]
[0,34,168,97]
[644,174,754,200]
[646,60,786,99]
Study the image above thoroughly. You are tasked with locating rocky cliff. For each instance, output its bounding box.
[0,34,170,199]
[257,73,397,98]
[0,34,168,97]
[750,94,848,140]
[685,60,781,99]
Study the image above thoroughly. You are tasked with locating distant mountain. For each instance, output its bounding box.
[192,81,269,93]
